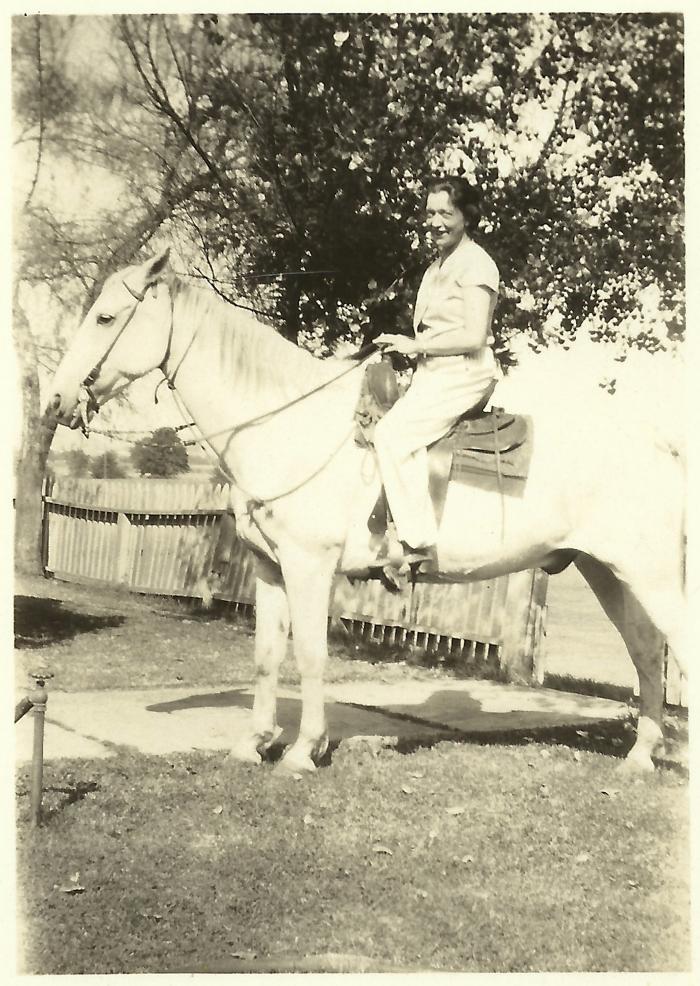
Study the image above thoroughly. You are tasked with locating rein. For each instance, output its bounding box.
[180,342,378,446]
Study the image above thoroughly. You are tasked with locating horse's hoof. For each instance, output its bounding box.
[255,725,283,755]
[277,747,317,774]
[225,741,263,765]
[620,750,656,774]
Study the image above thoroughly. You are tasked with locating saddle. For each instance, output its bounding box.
[356,359,534,538]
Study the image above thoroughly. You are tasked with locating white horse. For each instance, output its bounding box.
[48,249,687,773]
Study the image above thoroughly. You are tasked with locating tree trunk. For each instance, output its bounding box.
[14,343,56,576]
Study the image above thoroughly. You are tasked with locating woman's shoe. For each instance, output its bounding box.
[400,542,438,576]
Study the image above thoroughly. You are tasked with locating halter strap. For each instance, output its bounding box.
[122,280,147,303]
[82,282,144,387]
[82,278,173,390]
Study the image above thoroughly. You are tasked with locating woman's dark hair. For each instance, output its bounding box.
[426,175,481,232]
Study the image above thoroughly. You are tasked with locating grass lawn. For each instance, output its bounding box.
[16,743,689,974]
[14,574,691,974]
[14,574,448,692]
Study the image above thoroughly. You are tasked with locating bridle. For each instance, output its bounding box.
[76,277,175,435]
[71,271,379,509]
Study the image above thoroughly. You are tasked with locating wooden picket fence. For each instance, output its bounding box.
[42,476,549,684]
[41,476,688,705]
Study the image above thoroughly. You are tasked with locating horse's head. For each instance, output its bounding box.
[49,248,174,430]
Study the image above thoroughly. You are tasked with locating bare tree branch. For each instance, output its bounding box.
[23,16,44,209]
[120,15,222,184]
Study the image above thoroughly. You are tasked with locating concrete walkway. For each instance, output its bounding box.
[15,677,629,764]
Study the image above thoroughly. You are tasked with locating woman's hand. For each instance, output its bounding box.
[374,333,419,356]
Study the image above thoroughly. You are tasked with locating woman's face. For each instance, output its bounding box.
[425,190,466,257]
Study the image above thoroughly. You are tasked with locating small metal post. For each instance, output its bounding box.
[28,670,53,826]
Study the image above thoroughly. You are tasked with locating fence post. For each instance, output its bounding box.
[115,511,133,586]
[499,569,549,685]
[40,474,51,573]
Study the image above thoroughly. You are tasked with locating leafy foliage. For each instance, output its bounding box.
[15,12,684,362]
[88,451,127,479]
[64,448,90,477]
[130,427,190,477]
[192,12,684,360]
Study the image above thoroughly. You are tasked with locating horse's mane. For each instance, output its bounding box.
[171,277,341,402]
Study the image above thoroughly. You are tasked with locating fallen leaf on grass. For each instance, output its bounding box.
[460,855,474,865]
[446,806,465,816]
[213,805,224,815]
[627,880,639,889]
[401,785,414,795]
[372,845,393,856]
[538,784,550,798]
[55,872,85,895]
[575,852,591,864]
[600,788,621,798]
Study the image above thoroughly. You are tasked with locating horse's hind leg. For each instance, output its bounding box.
[574,554,665,772]
[229,557,289,764]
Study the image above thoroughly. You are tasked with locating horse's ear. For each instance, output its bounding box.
[145,247,171,283]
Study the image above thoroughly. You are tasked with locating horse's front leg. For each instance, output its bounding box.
[277,549,337,773]
[229,557,289,764]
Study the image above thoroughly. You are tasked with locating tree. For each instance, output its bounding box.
[88,451,127,479]
[210,462,232,487]
[131,428,190,477]
[64,448,91,477]
[192,12,683,356]
[12,14,230,571]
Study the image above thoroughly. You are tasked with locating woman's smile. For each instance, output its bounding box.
[425,190,466,257]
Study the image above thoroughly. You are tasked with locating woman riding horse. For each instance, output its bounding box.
[374,176,500,568]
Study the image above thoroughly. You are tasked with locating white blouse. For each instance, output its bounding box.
[413,236,499,354]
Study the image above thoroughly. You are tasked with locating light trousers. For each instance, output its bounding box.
[373,351,497,548]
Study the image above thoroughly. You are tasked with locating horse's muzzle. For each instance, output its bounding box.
[49,389,97,433]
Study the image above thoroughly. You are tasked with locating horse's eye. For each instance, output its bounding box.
[96,314,114,325]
